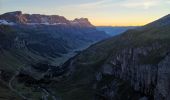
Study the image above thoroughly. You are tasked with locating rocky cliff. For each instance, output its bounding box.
[0,11,94,27]
[97,45,170,100]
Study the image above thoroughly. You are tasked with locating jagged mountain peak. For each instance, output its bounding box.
[74,18,89,22]
[71,18,93,27]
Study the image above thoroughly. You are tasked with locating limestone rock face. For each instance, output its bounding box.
[0,11,94,27]
[155,54,170,100]
[99,45,170,100]
[0,11,69,24]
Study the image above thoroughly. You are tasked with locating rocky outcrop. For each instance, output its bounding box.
[155,54,170,100]
[98,45,170,100]
[71,18,94,27]
[13,37,26,49]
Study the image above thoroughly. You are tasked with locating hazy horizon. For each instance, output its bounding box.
[1,0,170,26]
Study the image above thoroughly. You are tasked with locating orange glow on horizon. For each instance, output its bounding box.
[90,18,156,26]
[88,15,162,26]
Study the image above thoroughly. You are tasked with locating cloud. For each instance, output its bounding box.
[79,0,165,9]
[59,0,167,10]
[58,0,112,12]
[167,1,170,4]
[120,0,162,9]
[76,0,112,8]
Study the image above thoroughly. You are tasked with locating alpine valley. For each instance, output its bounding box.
[0,11,170,100]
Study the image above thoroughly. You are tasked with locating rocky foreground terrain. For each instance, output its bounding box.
[0,12,170,100]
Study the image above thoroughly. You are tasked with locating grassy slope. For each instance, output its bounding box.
[77,25,170,63]
[0,80,21,100]
[51,21,170,99]
[0,25,49,99]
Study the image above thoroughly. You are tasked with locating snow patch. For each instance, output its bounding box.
[26,22,67,25]
[0,20,15,25]
[71,21,79,24]
[0,20,67,26]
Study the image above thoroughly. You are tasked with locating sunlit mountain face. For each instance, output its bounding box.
[0,0,170,100]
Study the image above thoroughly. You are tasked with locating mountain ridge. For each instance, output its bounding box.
[143,14,170,28]
[0,11,94,28]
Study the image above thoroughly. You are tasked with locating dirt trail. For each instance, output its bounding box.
[9,71,27,100]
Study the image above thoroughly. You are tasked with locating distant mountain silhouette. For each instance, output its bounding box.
[97,26,137,36]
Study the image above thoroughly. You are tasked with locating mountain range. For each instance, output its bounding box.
[0,11,108,66]
[0,12,170,100]
[0,11,108,100]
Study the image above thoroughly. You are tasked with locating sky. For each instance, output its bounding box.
[0,0,170,26]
